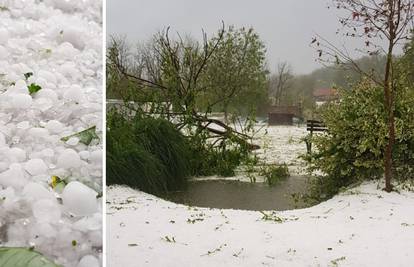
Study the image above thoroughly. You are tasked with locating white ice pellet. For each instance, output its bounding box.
[0,28,9,45]
[35,89,58,102]
[32,199,61,222]
[0,163,27,189]
[45,120,64,134]
[11,94,32,109]
[62,181,98,216]
[63,86,84,102]
[66,137,79,146]
[57,149,81,169]
[8,147,27,162]
[22,182,54,200]
[89,150,101,164]
[24,158,48,176]
[61,28,85,50]
[77,255,99,267]
[0,132,5,147]
[0,45,8,60]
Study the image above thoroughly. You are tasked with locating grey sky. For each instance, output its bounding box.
[107,0,357,74]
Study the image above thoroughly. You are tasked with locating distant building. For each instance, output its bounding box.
[313,88,338,106]
[268,105,302,125]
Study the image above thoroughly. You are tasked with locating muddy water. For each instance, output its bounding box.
[165,176,310,211]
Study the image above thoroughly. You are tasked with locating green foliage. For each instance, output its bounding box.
[60,126,99,145]
[106,110,191,195]
[259,163,290,186]
[304,79,414,201]
[0,247,61,267]
[201,26,269,117]
[24,72,33,80]
[27,83,42,95]
[187,137,251,177]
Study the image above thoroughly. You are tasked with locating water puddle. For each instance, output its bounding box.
[165,176,310,211]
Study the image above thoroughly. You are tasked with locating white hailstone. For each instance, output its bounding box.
[0,162,8,172]
[45,120,64,134]
[22,182,54,200]
[78,151,90,160]
[8,147,27,162]
[41,148,55,158]
[61,28,85,50]
[89,150,101,164]
[66,137,79,146]
[62,181,98,216]
[47,0,77,12]
[57,149,81,169]
[27,128,49,140]
[11,94,32,109]
[34,77,48,88]
[24,158,48,176]
[32,199,61,222]
[33,97,53,112]
[63,86,84,102]
[77,255,99,267]
[38,70,57,85]
[35,89,58,102]
[0,163,27,189]
[13,79,28,93]
[16,121,31,130]
[0,28,9,45]
[56,42,78,58]
[0,132,5,147]
[31,222,57,239]
[0,45,8,60]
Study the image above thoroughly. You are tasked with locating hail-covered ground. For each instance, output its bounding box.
[0,1,102,266]
[107,126,414,267]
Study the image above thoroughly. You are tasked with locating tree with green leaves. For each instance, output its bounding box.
[201,26,269,121]
[313,0,414,192]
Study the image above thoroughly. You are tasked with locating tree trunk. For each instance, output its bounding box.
[383,0,395,192]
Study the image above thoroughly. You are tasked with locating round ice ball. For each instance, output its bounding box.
[47,0,77,12]
[11,94,32,109]
[24,158,48,176]
[45,120,64,134]
[0,132,6,147]
[63,85,84,102]
[57,149,81,169]
[8,147,27,162]
[62,181,98,216]
[32,199,61,222]
[23,182,54,200]
[35,89,58,102]
[0,45,8,60]
[0,163,26,189]
[0,28,9,45]
[77,255,99,267]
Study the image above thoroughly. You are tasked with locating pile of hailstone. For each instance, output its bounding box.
[0,0,102,266]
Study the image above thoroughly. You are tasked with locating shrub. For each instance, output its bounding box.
[304,79,414,201]
[106,110,191,195]
[259,163,290,186]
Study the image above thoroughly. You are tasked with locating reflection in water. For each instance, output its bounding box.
[165,176,309,211]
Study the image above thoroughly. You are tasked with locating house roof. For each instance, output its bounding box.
[313,88,337,97]
[268,106,301,116]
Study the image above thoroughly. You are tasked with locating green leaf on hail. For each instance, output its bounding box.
[0,247,62,267]
[60,126,100,145]
[27,83,42,95]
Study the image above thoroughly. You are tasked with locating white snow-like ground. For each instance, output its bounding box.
[107,182,414,267]
[0,1,102,266]
[107,125,414,266]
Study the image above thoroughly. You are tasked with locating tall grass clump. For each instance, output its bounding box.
[107,109,191,195]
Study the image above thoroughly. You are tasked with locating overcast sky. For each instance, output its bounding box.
[107,0,359,74]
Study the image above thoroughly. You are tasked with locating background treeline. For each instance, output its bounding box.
[107,31,388,119]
